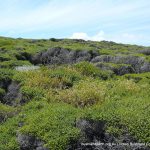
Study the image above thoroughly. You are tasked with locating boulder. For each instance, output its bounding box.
[32,47,70,65]
[140,62,150,72]
[17,133,49,150]
[2,82,22,106]
[76,119,106,143]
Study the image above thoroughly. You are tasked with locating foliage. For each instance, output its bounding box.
[57,78,107,107]
[74,61,113,79]
[0,36,150,149]
[19,101,80,150]
[0,103,17,122]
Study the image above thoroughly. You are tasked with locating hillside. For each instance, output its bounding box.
[0,36,150,150]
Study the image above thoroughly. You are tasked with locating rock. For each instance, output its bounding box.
[140,62,150,72]
[74,119,150,150]
[138,49,150,55]
[31,48,150,74]
[113,65,134,75]
[2,82,22,106]
[96,63,134,75]
[32,47,99,65]
[91,55,147,73]
[75,51,92,62]
[32,47,70,65]
[91,55,115,63]
[17,133,49,150]
[76,119,106,143]
[95,63,114,71]
[15,65,40,71]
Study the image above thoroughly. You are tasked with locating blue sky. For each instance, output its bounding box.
[0,0,150,46]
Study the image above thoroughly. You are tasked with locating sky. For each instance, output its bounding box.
[0,0,150,46]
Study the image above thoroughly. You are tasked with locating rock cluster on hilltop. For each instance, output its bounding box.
[31,47,150,74]
[31,47,99,65]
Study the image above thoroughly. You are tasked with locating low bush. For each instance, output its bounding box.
[74,61,113,79]
[57,78,106,107]
[19,101,80,150]
[0,103,17,123]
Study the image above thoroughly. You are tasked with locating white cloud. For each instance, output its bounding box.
[70,31,105,41]
[70,32,89,40]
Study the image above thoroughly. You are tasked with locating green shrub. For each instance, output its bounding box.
[19,101,80,150]
[0,103,16,123]
[57,78,107,107]
[20,86,46,101]
[0,88,5,99]
[74,61,113,79]
[0,117,19,150]
[0,68,14,82]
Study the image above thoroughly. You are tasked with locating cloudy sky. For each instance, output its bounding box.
[0,0,150,46]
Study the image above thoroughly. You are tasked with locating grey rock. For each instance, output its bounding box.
[96,63,134,75]
[76,119,106,143]
[2,82,22,106]
[32,47,99,65]
[31,48,150,75]
[76,51,92,62]
[73,119,150,150]
[140,62,150,72]
[138,49,150,55]
[91,55,147,73]
[32,47,70,65]
[17,133,49,150]
[113,66,134,75]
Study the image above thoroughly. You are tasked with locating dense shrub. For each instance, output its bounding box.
[74,61,113,79]
[0,88,5,99]
[57,78,106,107]
[0,103,16,123]
[19,101,80,150]
[0,117,19,150]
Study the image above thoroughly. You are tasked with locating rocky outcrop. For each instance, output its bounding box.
[140,62,150,72]
[31,48,150,75]
[91,55,150,73]
[138,49,150,55]
[31,47,99,65]
[96,63,135,75]
[113,65,135,75]
[17,133,49,150]
[73,119,150,150]
[76,119,106,143]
